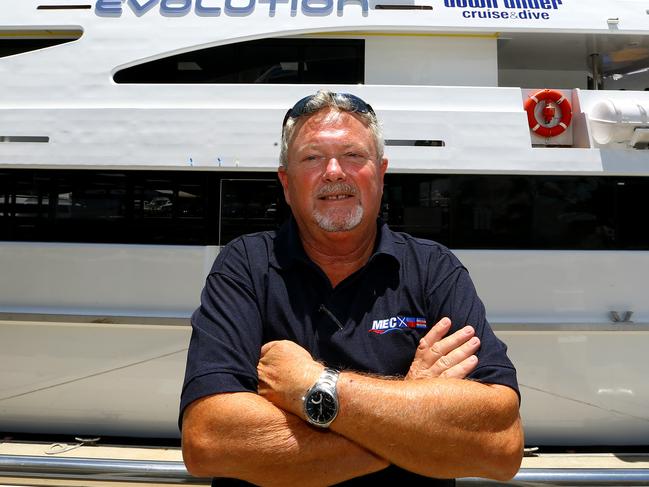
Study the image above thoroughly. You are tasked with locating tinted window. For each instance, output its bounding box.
[0,170,285,245]
[382,175,621,250]
[113,39,364,84]
[1,169,647,250]
[219,179,288,245]
[0,35,82,59]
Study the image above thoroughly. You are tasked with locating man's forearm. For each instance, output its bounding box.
[182,391,388,486]
[330,374,523,481]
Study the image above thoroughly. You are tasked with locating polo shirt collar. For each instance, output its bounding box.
[271,216,401,271]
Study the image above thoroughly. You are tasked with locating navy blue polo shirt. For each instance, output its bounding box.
[180,217,519,486]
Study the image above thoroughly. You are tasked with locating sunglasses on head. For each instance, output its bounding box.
[282,92,375,128]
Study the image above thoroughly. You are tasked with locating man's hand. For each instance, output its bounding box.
[259,318,480,414]
[406,317,480,380]
[257,340,323,416]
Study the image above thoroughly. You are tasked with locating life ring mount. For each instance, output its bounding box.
[524,89,573,138]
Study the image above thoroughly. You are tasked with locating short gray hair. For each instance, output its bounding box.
[279,90,384,168]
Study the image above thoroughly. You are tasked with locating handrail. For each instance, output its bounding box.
[460,468,649,485]
[0,454,207,484]
[2,454,649,485]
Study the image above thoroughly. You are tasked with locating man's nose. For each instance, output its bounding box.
[323,157,346,181]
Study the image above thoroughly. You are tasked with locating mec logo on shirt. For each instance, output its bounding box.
[370,316,427,335]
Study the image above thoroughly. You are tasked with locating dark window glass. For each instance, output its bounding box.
[2,173,51,241]
[381,174,640,250]
[0,176,7,217]
[219,179,289,245]
[382,175,450,243]
[531,177,615,250]
[113,39,364,84]
[130,174,213,244]
[614,179,649,249]
[0,36,82,59]
[454,176,534,248]
[0,169,647,250]
[55,173,128,220]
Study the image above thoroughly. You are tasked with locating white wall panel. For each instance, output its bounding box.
[366,36,498,87]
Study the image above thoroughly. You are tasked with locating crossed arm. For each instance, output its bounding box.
[182,318,524,485]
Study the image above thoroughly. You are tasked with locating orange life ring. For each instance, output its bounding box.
[524,89,572,138]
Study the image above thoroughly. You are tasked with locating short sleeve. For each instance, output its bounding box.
[178,242,264,428]
[426,255,520,400]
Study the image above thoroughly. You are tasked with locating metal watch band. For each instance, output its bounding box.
[319,367,340,391]
[303,367,340,428]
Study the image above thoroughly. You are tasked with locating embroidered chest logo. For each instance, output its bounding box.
[369,316,427,334]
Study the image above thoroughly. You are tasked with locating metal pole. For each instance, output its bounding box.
[590,53,601,90]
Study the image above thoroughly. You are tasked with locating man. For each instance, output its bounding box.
[180,91,523,486]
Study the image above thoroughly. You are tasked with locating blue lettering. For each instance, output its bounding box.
[94,0,378,16]
[258,0,277,16]
[302,0,332,15]
[224,0,255,15]
[462,9,470,17]
[95,0,122,15]
[504,0,558,7]
[516,9,545,18]
[337,0,368,16]
[541,11,549,18]
[196,0,221,15]
[445,0,498,8]
[161,0,191,15]
[129,0,158,15]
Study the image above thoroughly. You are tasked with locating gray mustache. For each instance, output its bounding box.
[316,183,358,198]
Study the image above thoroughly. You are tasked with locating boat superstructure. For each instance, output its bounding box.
[1,0,648,449]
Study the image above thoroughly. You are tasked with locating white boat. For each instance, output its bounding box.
[1,0,648,458]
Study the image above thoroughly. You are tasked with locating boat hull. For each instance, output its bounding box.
[1,244,647,445]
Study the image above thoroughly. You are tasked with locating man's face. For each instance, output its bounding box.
[278,108,387,237]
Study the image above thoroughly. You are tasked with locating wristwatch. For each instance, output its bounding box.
[302,367,340,428]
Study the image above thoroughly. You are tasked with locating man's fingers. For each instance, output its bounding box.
[407,333,480,380]
[431,336,480,376]
[440,355,479,379]
[427,325,476,362]
[407,319,480,380]
[418,317,452,350]
[260,341,276,356]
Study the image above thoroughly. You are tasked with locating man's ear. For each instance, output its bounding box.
[277,166,291,206]
[380,157,388,180]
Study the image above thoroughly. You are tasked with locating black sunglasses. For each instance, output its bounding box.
[282,92,376,128]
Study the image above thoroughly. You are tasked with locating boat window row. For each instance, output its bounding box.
[113,39,365,84]
[1,169,647,250]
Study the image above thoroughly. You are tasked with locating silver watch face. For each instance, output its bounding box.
[304,389,337,426]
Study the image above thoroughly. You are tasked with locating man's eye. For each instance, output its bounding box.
[343,152,367,162]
